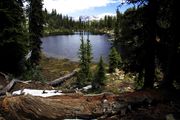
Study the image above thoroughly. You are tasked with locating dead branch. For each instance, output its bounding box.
[0,79,31,96]
[48,70,77,87]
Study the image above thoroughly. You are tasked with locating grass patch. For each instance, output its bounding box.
[40,55,78,81]
[39,55,135,94]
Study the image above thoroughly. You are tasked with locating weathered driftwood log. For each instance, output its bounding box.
[0,79,16,96]
[0,79,31,96]
[48,70,77,87]
[0,93,118,120]
[0,90,165,120]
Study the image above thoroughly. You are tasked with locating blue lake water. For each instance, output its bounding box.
[41,33,112,63]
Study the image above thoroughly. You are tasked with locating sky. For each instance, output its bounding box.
[43,0,133,19]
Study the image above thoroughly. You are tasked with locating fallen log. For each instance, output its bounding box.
[0,93,118,120]
[0,79,32,96]
[48,70,77,87]
[0,90,168,120]
[0,79,16,96]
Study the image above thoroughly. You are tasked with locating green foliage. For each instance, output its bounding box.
[79,36,86,70]
[86,38,93,82]
[109,47,122,73]
[0,0,28,76]
[118,7,146,73]
[134,73,144,90]
[21,65,45,82]
[86,39,93,64]
[28,0,44,66]
[77,36,87,86]
[76,69,87,87]
[92,56,106,90]
[89,15,116,31]
[114,9,123,45]
[115,0,179,89]
[43,9,76,35]
[77,35,93,87]
[43,10,116,35]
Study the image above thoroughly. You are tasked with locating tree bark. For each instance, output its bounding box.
[0,90,164,120]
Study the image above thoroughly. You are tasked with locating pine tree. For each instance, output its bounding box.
[77,36,87,86]
[0,0,28,75]
[86,37,93,82]
[116,51,122,68]
[92,56,106,89]
[86,38,93,64]
[77,35,93,87]
[28,0,44,66]
[114,9,122,45]
[109,47,122,73]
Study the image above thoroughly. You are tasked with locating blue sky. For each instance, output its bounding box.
[43,0,132,18]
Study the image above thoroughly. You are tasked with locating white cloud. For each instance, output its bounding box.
[43,0,119,14]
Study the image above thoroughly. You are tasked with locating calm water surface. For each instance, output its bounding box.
[41,33,112,63]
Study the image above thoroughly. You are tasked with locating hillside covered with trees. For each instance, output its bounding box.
[43,9,116,36]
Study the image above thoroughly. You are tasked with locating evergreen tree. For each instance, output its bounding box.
[78,36,86,70]
[157,0,179,89]
[0,0,28,75]
[77,35,93,87]
[114,9,122,45]
[119,0,179,89]
[116,50,122,68]
[86,37,93,82]
[92,56,106,89]
[28,0,44,66]
[77,36,87,86]
[86,38,93,64]
[142,0,157,89]
[109,47,122,73]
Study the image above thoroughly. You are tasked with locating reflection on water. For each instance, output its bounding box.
[41,33,112,63]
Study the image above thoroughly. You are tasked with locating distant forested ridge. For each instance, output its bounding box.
[43,9,116,36]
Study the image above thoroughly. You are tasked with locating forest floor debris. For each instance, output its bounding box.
[0,90,180,120]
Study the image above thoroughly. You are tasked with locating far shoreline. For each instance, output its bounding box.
[43,30,114,37]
